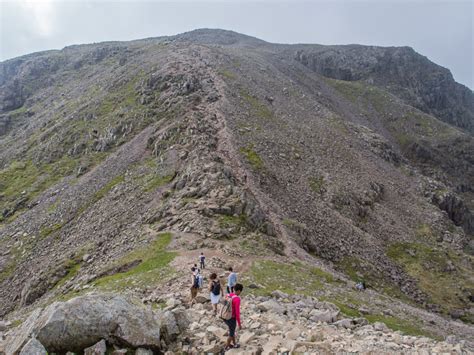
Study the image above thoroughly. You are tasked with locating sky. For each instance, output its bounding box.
[1,0,473,89]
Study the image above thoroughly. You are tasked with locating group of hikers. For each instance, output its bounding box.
[190,252,243,351]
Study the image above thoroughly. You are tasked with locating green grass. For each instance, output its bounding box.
[143,173,174,192]
[240,144,264,170]
[240,89,273,120]
[0,157,78,223]
[219,215,247,229]
[247,260,339,296]
[308,176,325,194]
[338,256,411,302]
[93,175,125,201]
[218,69,236,80]
[39,223,63,239]
[365,314,439,339]
[387,242,474,321]
[92,232,176,291]
[54,258,83,290]
[415,224,435,239]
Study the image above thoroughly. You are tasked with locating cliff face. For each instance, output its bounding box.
[0,29,473,334]
[294,45,474,133]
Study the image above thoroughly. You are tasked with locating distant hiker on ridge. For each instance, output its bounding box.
[227,267,237,294]
[199,252,206,269]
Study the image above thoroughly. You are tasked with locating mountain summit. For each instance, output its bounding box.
[0,29,473,352]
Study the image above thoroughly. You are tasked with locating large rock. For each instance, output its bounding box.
[309,309,339,323]
[257,299,285,314]
[5,294,162,353]
[84,339,106,355]
[19,338,47,355]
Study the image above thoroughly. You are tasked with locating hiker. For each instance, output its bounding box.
[209,272,223,316]
[199,252,206,269]
[356,281,366,291]
[227,267,237,294]
[222,283,243,351]
[190,267,199,304]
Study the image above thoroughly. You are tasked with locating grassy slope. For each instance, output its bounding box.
[325,77,474,323]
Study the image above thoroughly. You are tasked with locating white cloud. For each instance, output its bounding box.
[15,0,56,37]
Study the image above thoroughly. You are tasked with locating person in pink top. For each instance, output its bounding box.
[224,283,243,351]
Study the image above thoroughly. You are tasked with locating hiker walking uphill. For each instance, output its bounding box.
[199,252,206,270]
[227,267,237,294]
[209,272,224,316]
[221,283,244,351]
[189,266,202,305]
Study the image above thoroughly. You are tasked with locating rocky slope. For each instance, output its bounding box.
[0,28,473,353]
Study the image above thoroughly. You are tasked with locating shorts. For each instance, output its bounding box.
[224,318,237,337]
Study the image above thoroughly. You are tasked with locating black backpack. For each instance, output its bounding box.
[211,280,221,295]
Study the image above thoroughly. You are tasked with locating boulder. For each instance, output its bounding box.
[0,321,9,332]
[195,295,210,303]
[5,294,161,353]
[373,322,389,332]
[19,338,47,355]
[84,339,106,355]
[334,319,355,329]
[135,349,153,355]
[271,290,289,299]
[160,311,180,343]
[257,299,285,314]
[239,331,255,345]
[309,309,339,323]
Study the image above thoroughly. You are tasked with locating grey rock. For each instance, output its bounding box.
[19,338,47,355]
[135,349,153,355]
[84,339,106,355]
[257,299,285,314]
[5,294,161,353]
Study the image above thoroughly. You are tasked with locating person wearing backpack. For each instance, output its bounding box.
[209,272,223,316]
[221,283,243,351]
[227,267,237,294]
[190,267,199,305]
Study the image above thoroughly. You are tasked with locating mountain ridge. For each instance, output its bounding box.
[0,28,473,352]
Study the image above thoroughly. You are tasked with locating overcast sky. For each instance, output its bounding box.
[1,0,473,89]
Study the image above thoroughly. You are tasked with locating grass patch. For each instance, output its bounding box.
[92,232,176,291]
[143,174,174,192]
[338,256,411,302]
[0,157,78,223]
[218,69,236,80]
[308,176,325,194]
[415,224,435,239]
[240,144,264,170]
[54,258,82,290]
[93,175,125,201]
[240,89,273,120]
[247,260,338,296]
[218,215,247,229]
[387,242,474,321]
[365,314,438,338]
[39,223,63,239]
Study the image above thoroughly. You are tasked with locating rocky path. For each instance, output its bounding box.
[142,248,472,354]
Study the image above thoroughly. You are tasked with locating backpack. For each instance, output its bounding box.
[193,274,200,288]
[220,295,235,321]
[211,280,221,296]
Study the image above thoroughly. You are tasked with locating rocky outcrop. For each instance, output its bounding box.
[432,190,474,235]
[4,294,166,354]
[294,45,474,133]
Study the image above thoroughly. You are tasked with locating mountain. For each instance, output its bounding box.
[0,29,473,352]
